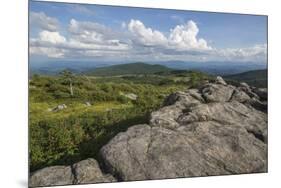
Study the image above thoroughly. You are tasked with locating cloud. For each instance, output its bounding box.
[29,31,66,58]
[128,19,168,46]
[68,19,109,37]
[127,19,211,52]
[170,15,184,24]
[69,4,95,16]
[30,12,59,32]
[29,12,266,62]
[215,44,267,61]
[30,19,130,58]
[68,19,128,45]
[30,46,65,58]
[67,19,130,52]
[121,21,127,29]
[168,20,211,51]
[38,30,66,44]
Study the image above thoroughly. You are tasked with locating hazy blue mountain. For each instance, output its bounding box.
[224,69,267,88]
[29,60,267,76]
[149,61,267,75]
[85,62,172,76]
[29,61,111,75]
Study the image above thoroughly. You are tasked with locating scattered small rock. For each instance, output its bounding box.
[52,104,67,112]
[123,93,138,100]
[85,102,92,106]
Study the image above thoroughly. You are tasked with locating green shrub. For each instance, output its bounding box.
[29,73,201,172]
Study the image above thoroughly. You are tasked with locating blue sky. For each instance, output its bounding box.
[29,1,267,63]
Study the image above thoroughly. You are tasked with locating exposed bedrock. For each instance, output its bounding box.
[100,77,267,181]
[30,77,267,186]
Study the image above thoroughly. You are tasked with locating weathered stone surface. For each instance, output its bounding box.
[73,158,116,184]
[230,89,251,103]
[100,77,267,181]
[240,82,250,88]
[201,83,235,102]
[29,158,116,187]
[29,166,74,187]
[151,90,204,129]
[215,76,227,85]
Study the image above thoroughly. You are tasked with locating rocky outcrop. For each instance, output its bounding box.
[29,158,116,187]
[100,77,267,181]
[30,77,267,186]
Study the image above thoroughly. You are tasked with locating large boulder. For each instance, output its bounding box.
[72,158,116,184]
[29,166,74,187]
[100,77,267,181]
[29,158,116,187]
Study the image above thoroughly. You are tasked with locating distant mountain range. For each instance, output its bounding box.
[85,62,172,76]
[224,69,267,88]
[83,62,267,87]
[150,60,267,75]
[29,61,104,75]
[29,60,267,76]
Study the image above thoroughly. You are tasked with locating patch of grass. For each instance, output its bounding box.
[29,72,208,172]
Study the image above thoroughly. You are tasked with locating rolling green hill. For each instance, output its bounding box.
[85,62,172,76]
[225,69,267,88]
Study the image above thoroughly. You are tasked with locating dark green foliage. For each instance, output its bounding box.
[29,70,209,172]
[188,71,210,88]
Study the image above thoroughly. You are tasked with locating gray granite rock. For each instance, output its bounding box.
[100,77,267,181]
[29,158,116,187]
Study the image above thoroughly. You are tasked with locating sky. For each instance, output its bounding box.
[29,1,268,63]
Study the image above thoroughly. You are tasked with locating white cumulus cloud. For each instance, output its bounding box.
[127,19,211,52]
[169,20,211,50]
[30,12,59,32]
[128,19,167,46]
[215,44,267,61]
[29,12,266,63]
[30,46,65,58]
[38,30,66,44]
[30,19,131,58]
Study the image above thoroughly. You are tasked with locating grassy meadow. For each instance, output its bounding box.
[29,69,209,172]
